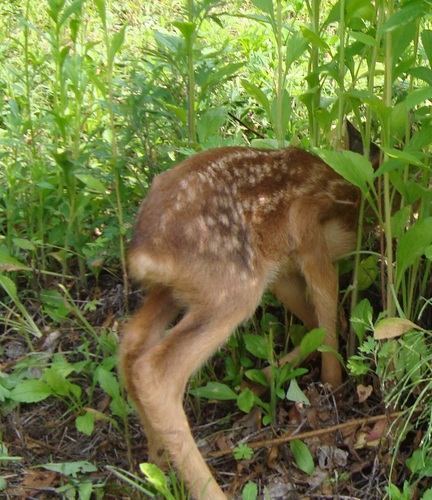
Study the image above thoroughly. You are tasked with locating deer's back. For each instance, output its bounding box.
[129,147,360,285]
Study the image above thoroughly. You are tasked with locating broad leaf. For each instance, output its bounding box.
[286,379,310,405]
[374,317,424,340]
[396,217,432,289]
[300,328,325,357]
[290,439,315,475]
[237,387,255,413]
[76,412,95,435]
[189,381,237,400]
[243,334,269,359]
[9,380,52,403]
[315,149,374,194]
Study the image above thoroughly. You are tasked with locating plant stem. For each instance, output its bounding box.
[383,0,395,317]
[186,0,197,145]
[309,0,320,146]
[275,0,284,148]
[98,1,129,304]
[336,0,345,145]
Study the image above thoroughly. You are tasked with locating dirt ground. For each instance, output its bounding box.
[1,279,427,499]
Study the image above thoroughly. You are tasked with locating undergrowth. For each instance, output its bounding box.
[1,0,432,498]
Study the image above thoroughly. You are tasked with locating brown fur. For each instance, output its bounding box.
[120,145,363,499]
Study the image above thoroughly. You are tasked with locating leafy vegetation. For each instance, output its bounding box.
[1,0,431,497]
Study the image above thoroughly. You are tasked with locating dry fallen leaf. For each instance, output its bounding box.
[357,384,373,403]
[354,419,388,449]
[374,317,424,340]
[366,419,387,447]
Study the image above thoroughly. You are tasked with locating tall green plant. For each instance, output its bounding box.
[94,0,128,295]
[243,0,307,146]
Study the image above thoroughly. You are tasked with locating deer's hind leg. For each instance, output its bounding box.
[129,282,263,499]
[288,199,343,388]
[265,273,320,374]
[120,285,179,467]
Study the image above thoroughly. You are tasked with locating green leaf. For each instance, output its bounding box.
[348,30,378,48]
[41,461,97,478]
[44,368,72,397]
[95,367,120,399]
[47,0,65,21]
[346,89,390,120]
[108,24,127,66]
[245,369,269,386]
[250,0,274,18]
[243,334,269,359]
[350,299,373,343]
[173,21,196,40]
[76,412,95,435]
[346,0,375,22]
[250,138,279,149]
[381,1,428,33]
[12,238,36,252]
[75,174,106,194]
[154,31,184,54]
[9,380,53,403]
[78,481,93,500]
[0,384,11,402]
[0,252,31,272]
[270,90,291,138]
[404,86,432,111]
[109,395,129,418]
[0,275,17,299]
[391,206,412,239]
[200,62,244,93]
[241,80,271,117]
[290,440,315,475]
[0,476,7,490]
[189,382,237,400]
[58,0,84,29]
[406,449,432,476]
[197,107,227,143]
[407,67,432,85]
[94,0,106,26]
[300,328,325,358]
[140,463,175,500]
[422,30,432,67]
[234,444,254,461]
[396,217,432,289]
[286,31,308,69]
[314,149,374,194]
[357,254,380,291]
[237,387,255,413]
[300,26,330,52]
[278,365,308,384]
[242,481,258,500]
[286,379,310,405]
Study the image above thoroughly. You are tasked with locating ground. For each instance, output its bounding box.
[0,275,425,499]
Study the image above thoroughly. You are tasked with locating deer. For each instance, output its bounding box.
[120,123,379,499]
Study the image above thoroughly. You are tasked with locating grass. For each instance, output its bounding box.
[1,0,432,497]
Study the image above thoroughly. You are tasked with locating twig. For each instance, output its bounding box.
[208,410,408,459]
[228,112,266,139]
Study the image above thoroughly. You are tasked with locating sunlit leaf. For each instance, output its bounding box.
[374,317,424,340]
[396,217,432,288]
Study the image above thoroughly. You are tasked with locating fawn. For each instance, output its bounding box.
[120,124,378,499]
